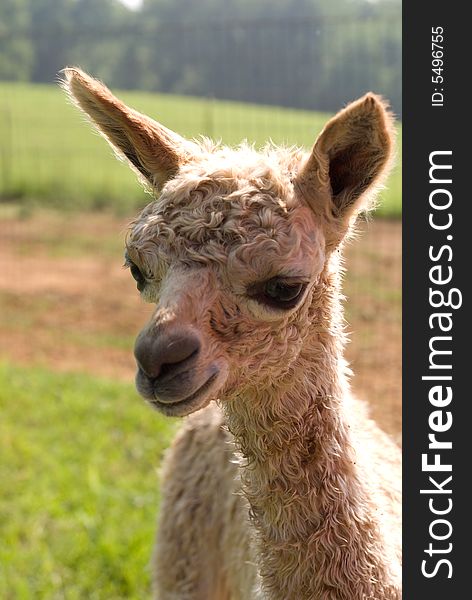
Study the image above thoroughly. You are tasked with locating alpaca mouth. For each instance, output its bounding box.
[149,372,219,416]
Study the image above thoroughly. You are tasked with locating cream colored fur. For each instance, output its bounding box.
[63,68,401,599]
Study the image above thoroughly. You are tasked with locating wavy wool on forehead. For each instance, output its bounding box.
[126,141,312,273]
[149,140,306,209]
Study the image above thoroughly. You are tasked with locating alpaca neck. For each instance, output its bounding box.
[223,264,397,599]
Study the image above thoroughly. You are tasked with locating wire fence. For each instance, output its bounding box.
[1,12,401,114]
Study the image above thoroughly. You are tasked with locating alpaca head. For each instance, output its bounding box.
[64,68,394,416]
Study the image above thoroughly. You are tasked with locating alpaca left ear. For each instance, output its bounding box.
[61,67,198,190]
[295,93,394,245]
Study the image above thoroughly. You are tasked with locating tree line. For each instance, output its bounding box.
[0,0,401,114]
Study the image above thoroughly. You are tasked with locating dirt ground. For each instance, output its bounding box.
[0,210,401,442]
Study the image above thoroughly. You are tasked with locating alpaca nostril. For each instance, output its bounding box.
[134,330,201,383]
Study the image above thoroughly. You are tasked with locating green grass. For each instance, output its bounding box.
[0,362,179,599]
[0,82,401,217]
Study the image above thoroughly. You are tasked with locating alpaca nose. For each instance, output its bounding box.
[134,328,201,383]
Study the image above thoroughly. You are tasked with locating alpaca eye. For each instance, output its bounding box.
[248,277,307,310]
[129,262,146,292]
[265,279,303,300]
[264,279,304,305]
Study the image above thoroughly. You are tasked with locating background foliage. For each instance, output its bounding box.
[1,0,401,114]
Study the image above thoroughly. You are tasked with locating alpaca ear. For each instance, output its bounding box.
[62,68,196,190]
[295,93,394,244]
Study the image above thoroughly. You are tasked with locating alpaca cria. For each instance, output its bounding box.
[64,68,401,599]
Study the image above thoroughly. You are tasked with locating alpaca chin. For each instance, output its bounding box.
[147,368,224,417]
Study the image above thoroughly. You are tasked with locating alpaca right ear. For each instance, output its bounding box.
[295,93,394,247]
[61,68,196,190]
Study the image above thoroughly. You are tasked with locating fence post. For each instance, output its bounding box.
[1,105,12,196]
[203,96,215,139]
